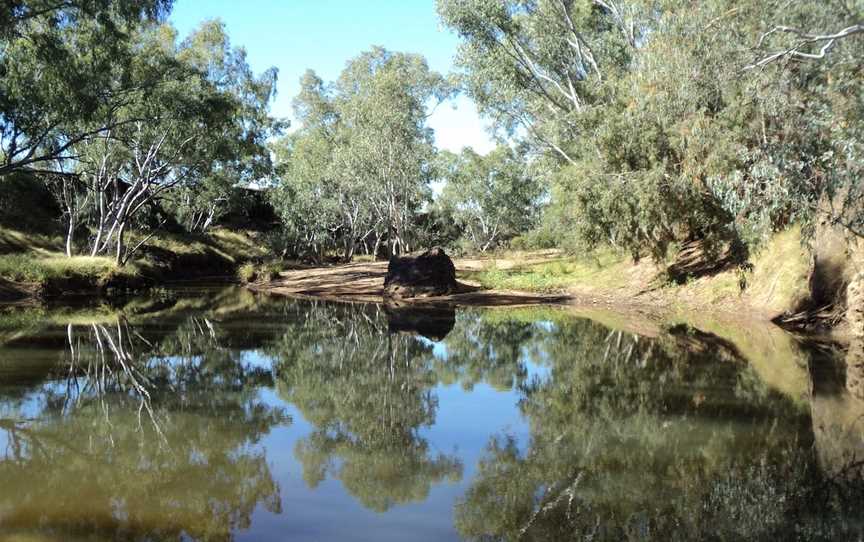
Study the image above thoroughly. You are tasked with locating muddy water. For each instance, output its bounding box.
[0,287,861,541]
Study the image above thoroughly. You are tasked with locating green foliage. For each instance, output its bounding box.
[2,9,280,265]
[269,48,451,261]
[439,0,864,261]
[237,261,283,283]
[161,20,284,233]
[0,0,173,175]
[437,145,544,252]
[237,262,257,283]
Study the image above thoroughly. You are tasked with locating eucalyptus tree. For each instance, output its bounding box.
[437,146,543,252]
[272,48,450,261]
[0,0,172,177]
[164,20,282,233]
[269,71,361,261]
[743,0,864,241]
[437,0,644,166]
[336,47,450,256]
[439,0,864,264]
[67,20,278,264]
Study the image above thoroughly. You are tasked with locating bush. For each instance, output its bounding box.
[509,224,559,251]
[237,262,257,283]
[237,261,282,283]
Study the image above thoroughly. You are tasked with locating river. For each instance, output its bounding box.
[0,286,861,541]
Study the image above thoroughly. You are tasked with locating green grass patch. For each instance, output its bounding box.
[671,226,811,314]
[237,261,284,283]
[746,226,811,312]
[0,253,119,283]
[461,249,631,293]
[0,225,272,298]
[0,228,63,256]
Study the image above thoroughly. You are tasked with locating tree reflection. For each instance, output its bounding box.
[272,301,463,512]
[436,308,537,391]
[2,294,862,540]
[453,315,864,541]
[0,313,288,541]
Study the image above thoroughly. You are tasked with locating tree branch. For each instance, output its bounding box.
[745,23,863,70]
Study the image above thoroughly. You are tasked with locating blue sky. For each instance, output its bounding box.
[169,0,495,154]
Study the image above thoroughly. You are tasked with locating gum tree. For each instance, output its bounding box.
[69,20,278,264]
[0,0,172,177]
[271,48,450,261]
[437,145,543,252]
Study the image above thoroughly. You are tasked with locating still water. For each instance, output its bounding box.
[0,287,862,541]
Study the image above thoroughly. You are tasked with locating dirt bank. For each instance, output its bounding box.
[246,260,569,307]
[244,256,765,330]
[0,227,268,304]
[247,229,853,339]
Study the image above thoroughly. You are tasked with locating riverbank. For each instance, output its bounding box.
[460,228,813,322]
[249,227,855,338]
[246,260,569,307]
[0,226,268,303]
[2,223,852,341]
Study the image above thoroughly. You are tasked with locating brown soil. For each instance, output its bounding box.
[247,260,569,307]
[246,258,688,331]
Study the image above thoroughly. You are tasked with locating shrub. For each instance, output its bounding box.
[237,261,282,283]
[237,262,257,283]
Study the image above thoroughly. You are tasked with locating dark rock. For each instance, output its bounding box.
[385,303,455,341]
[384,247,457,299]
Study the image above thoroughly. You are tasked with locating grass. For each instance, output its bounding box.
[672,226,811,315]
[0,225,272,300]
[457,227,812,319]
[0,253,119,283]
[237,262,257,283]
[745,226,811,312]
[460,248,632,293]
[237,261,284,283]
[142,228,267,264]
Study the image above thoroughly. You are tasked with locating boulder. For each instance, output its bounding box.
[384,247,457,299]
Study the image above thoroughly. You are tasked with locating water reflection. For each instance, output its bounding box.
[0,298,287,541]
[271,301,463,512]
[453,318,815,540]
[0,288,861,540]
